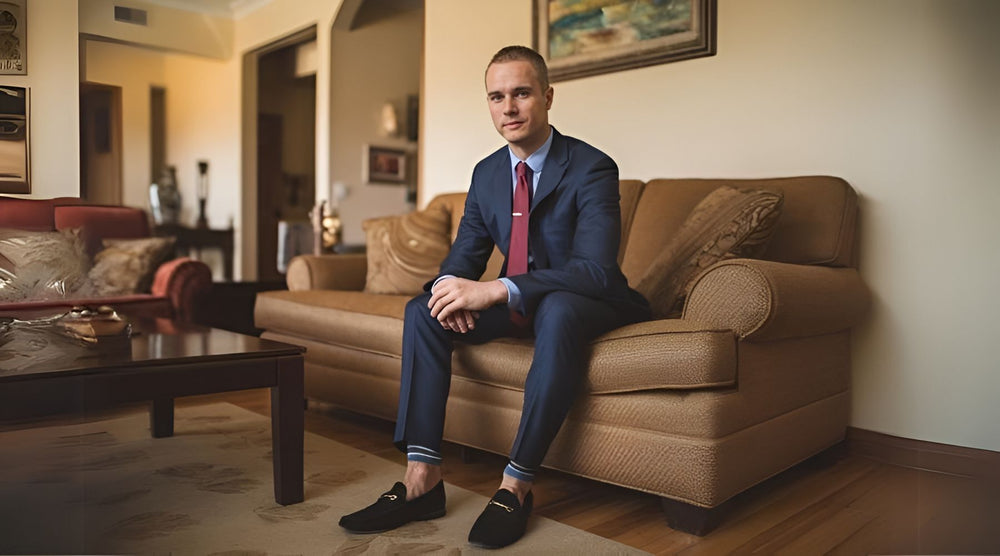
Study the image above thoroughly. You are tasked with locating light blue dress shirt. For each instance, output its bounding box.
[433,127,554,315]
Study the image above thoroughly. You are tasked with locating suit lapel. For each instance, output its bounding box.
[489,150,513,253]
[531,128,568,211]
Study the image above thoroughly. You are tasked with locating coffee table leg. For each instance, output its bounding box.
[150,397,175,438]
[271,356,304,505]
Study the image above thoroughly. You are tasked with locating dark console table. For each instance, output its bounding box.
[155,223,235,282]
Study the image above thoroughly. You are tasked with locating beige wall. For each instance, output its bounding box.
[83,41,238,225]
[330,7,421,245]
[423,0,1000,452]
[2,0,79,199]
[79,0,233,59]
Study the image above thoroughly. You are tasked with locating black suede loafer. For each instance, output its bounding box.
[338,480,446,533]
[467,489,533,549]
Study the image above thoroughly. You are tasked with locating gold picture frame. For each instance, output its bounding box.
[0,0,27,75]
[0,85,29,194]
[535,0,717,82]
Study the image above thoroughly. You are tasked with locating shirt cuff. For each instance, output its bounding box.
[431,275,456,292]
[498,277,524,314]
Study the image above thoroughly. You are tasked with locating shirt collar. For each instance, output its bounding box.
[508,126,554,176]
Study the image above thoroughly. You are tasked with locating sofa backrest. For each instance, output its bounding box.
[426,175,858,283]
[54,205,151,258]
[620,176,858,284]
[0,196,83,230]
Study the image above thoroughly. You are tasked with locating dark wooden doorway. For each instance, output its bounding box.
[256,113,284,281]
[79,83,122,204]
[247,30,317,282]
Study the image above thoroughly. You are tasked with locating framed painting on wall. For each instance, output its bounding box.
[363,145,408,185]
[535,0,717,82]
[0,0,26,75]
[0,85,29,194]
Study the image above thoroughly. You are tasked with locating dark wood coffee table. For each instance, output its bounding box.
[0,315,306,505]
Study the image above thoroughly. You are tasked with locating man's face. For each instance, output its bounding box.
[485,60,553,157]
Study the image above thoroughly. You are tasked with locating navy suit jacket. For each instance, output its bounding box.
[434,128,646,317]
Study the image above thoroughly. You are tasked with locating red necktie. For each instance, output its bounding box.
[508,162,531,326]
[509,161,531,277]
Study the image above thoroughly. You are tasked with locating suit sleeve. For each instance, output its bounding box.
[507,155,624,313]
[426,171,496,290]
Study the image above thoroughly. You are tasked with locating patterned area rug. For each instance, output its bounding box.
[0,403,644,555]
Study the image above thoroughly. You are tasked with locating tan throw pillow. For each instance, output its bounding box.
[89,236,177,296]
[0,228,93,302]
[634,186,784,319]
[363,205,452,295]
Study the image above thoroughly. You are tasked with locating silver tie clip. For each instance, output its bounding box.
[512,212,523,216]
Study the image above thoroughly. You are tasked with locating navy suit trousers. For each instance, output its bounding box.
[393,289,645,472]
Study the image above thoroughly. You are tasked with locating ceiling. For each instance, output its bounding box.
[141,0,273,18]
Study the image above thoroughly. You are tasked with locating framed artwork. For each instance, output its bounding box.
[363,145,408,185]
[0,0,26,75]
[0,85,29,194]
[535,0,716,82]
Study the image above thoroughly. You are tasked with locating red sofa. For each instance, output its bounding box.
[0,196,211,320]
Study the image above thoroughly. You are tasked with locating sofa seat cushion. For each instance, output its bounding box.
[454,319,737,394]
[255,290,410,356]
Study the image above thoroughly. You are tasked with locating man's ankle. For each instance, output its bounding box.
[403,461,442,501]
[499,476,531,505]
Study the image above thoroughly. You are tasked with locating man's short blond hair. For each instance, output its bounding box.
[487,45,550,90]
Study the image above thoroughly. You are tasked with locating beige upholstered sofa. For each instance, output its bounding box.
[255,176,870,534]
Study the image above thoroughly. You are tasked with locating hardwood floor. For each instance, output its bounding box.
[7,389,998,555]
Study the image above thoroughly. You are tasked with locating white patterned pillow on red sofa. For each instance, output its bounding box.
[0,228,93,302]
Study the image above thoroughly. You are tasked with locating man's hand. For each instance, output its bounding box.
[429,278,508,328]
[439,309,479,333]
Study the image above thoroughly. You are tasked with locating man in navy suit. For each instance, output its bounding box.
[340,45,649,548]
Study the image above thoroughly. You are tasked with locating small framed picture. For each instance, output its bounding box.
[364,145,408,185]
[0,0,27,75]
[0,85,29,193]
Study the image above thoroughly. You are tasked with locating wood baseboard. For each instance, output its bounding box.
[847,427,1000,481]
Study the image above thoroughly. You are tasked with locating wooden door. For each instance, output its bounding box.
[257,113,283,281]
[79,83,122,205]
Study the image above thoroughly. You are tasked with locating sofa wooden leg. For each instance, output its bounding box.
[660,497,724,536]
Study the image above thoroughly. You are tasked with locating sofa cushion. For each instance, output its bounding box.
[0,228,92,303]
[54,205,151,258]
[453,319,737,394]
[89,236,176,296]
[634,186,783,319]
[255,290,409,356]
[362,205,451,295]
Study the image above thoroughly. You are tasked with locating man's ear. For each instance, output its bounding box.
[545,86,554,109]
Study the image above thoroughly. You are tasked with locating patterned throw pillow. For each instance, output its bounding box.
[89,237,177,296]
[363,205,452,295]
[635,186,784,319]
[0,228,93,302]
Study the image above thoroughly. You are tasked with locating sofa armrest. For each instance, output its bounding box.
[151,257,213,321]
[682,259,870,341]
[286,254,367,291]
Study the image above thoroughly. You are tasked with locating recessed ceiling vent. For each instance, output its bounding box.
[114,6,148,26]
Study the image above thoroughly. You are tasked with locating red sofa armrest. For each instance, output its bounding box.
[151,257,212,321]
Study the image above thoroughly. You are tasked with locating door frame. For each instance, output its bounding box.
[79,82,123,205]
[240,25,317,281]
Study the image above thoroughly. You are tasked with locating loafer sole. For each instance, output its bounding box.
[340,508,446,534]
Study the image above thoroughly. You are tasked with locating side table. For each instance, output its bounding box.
[154,223,235,282]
